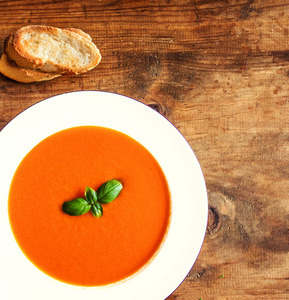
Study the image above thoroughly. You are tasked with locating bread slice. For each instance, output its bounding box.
[0,52,61,83]
[5,25,101,74]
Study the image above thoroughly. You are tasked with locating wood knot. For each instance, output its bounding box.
[207,206,221,235]
[147,101,169,117]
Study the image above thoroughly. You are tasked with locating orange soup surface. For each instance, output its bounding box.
[9,126,171,286]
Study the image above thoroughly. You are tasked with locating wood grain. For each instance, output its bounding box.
[0,0,288,299]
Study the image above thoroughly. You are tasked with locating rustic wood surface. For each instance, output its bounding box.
[0,0,288,299]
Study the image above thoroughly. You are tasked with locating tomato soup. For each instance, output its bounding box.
[8,126,171,286]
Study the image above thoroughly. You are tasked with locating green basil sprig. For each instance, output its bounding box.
[62,179,123,218]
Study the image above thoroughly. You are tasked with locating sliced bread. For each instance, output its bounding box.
[5,25,101,74]
[0,52,61,83]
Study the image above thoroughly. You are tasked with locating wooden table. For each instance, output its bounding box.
[0,1,288,299]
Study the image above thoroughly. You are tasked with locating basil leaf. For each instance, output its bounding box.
[85,186,97,204]
[91,202,103,218]
[62,198,91,216]
[97,179,123,204]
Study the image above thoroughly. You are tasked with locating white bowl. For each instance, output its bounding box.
[0,91,207,300]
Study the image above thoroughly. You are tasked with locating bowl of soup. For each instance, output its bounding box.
[0,91,207,300]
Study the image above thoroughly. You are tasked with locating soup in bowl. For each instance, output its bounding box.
[0,91,207,300]
[9,125,171,286]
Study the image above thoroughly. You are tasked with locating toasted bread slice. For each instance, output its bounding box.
[0,52,61,83]
[5,25,101,74]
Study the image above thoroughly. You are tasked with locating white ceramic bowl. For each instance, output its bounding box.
[0,91,207,300]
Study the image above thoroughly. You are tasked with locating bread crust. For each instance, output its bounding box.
[65,28,92,41]
[0,52,61,83]
[6,25,101,74]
